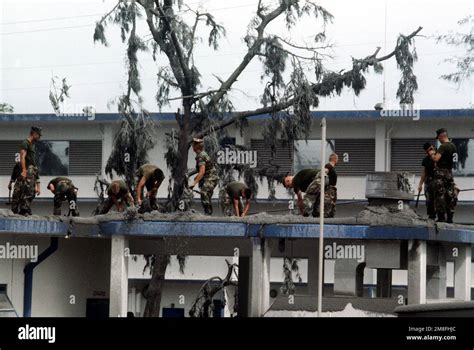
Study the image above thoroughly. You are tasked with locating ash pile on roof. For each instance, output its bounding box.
[355,205,427,227]
[0,209,62,222]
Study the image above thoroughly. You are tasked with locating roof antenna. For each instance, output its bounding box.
[383,0,388,106]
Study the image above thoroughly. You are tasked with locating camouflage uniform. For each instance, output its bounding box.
[433,168,457,222]
[323,163,338,218]
[48,177,79,216]
[324,185,337,218]
[11,138,40,216]
[136,164,163,212]
[304,172,322,217]
[433,140,457,223]
[100,180,132,214]
[11,165,39,215]
[195,151,218,215]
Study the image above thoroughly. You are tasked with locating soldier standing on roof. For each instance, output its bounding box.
[431,128,458,223]
[190,138,219,215]
[323,154,339,218]
[418,143,437,220]
[11,126,42,216]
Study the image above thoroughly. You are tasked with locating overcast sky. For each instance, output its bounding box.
[1,0,473,114]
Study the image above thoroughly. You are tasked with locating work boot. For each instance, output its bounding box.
[446,212,454,224]
[203,204,213,216]
[437,212,446,223]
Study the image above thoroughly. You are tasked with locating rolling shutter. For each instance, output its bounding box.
[0,141,20,176]
[391,139,432,175]
[69,141,103,175]
[335,139,376,176]
[250,139,293,176]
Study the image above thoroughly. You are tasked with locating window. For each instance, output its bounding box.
[294,140,335,173]
[37,141,69,176]
[451,138,474,177]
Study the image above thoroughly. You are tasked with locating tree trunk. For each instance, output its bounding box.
[143,252,170,317]
[171,101,192,209]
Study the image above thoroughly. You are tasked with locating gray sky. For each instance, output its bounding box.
[1,0,473,114]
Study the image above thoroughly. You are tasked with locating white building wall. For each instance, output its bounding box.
[0,235,110,317]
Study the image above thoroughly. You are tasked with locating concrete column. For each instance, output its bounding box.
[454,244,472,301]
[109,235,129,317]
[374,122,386,172]
[307,244,319,296]
[407,240,427,304]
[334,259,364,296]
[248,237,271,317]
[426,244,447,300]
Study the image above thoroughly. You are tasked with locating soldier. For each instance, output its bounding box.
[431,128,457,223]
[418,143,437,219]
[323,154,339,218]
[190,138,219,215]
[47,177,79,216]
[284,168,328,217]
[100,180,134,214]
[136,164,165,212]
[11,127,42,216]
[224,181,253,217]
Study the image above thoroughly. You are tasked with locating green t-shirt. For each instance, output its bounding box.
[437,142,457,170]
[107,180,129,198]
[20,139,36,167]
[293,169,319,193]
[226,181,250,200]
[195,151,218,180]
[48,177,71,188]
[137,164,161,188]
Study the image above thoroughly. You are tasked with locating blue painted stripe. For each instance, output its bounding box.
[0,218,68,235]
[1,109,472,123]
[99,220,249,237]
[0,217,473,243]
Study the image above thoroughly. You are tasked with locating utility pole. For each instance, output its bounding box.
[317,117,326,317]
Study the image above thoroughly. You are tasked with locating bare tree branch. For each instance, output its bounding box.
[195,26,423,140]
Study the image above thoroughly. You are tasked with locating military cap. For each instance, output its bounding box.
[31,126,42,135]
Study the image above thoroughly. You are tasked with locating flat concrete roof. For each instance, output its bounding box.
[1,217,473,243]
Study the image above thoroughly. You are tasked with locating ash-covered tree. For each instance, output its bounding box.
[436,15,473,85]
[0,103,14,113]
[94,0,422,316]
